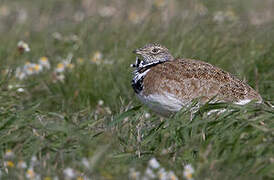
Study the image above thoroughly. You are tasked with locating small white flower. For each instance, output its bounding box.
[148,158,160,169]
[52,32,62,40]
[30,155,38,167]
[55,63,65,73]
[17,161,27,169]
[56,74,65,82]
[63,168,75,179]
[39,57,51,69]
[167,171,178,180]
[31,155,37,162]
[17,88,25,92]
[34,175,41,180]
[81,158,90,168]
[17,40,30,52]
[183,164,194,180]
[32,64,43,74]
[98,100,104,106]
[158,168,168,180]
[4,149,14,158]
[184,164,194,174]
[91,51,103,64]
[16,71,27,80]
[23,62,31,69]
[26,168,35,179]
[129,168,140,180]
[144,113,151,119]
[24,63,37,75]
[66,63,74,70]
[8,85,13,89]
[213,11,225,23]
[144,167,156,179]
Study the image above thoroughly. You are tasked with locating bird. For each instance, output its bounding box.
[131,43,262,117]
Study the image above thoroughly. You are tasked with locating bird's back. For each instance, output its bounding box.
[142,58,262,104]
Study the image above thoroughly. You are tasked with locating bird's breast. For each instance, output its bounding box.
[136,91,188,117]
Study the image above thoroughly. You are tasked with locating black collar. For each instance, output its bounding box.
[136,61,165,73]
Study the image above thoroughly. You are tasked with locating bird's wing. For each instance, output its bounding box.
[143,58,261,103]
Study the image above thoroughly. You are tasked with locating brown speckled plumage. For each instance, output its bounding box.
[142,58,262,103]
[131,43,262,116]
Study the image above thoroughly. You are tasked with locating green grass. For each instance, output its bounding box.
[0,0,274,179]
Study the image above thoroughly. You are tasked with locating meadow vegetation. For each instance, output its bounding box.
[0,0,273,179]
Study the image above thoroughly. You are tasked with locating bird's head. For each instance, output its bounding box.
[131,43,174,68]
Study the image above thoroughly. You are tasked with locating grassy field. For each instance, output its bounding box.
[0,0,274,179]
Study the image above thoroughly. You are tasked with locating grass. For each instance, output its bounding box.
[0,0,274,179]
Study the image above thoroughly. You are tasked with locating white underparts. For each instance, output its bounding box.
[234,99,252,105]
[137,92,187,117]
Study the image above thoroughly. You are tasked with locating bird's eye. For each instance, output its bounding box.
[151,48,160,53]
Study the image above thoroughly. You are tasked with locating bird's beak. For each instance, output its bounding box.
[132,49,141,55]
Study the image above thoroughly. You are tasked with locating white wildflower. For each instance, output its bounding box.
[15,67,27,80]
[167,171,178,180]
[213,11,225,23]
[91,51,103,64]
[17,88,25,92]
[17,161,27,169]
[148,158,160,169]
[158,168,168,180]
[129,168,140,180]
[63,168,76,179]
[81,158,90,168]
[183,164,194,180]
[66,63,74,70]
[32,64,43,74]
[98,100,104,106]
[30,155,38,167]
[39,57,51,69]
[26,168,35,179]
[24,63,36,75]
[144,113,151,119]
[144,167,156,179]
[17,40,30,52]
[56,74,65,82]
[8,85,14,90]
[52,32,62,40]
[55,63,65,73]
[4,149,14,158]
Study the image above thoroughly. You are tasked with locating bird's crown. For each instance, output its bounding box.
[131,43,174,68]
